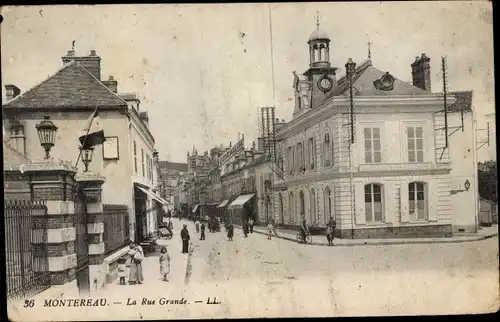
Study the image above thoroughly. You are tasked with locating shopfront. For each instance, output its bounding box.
[227,193,256,225]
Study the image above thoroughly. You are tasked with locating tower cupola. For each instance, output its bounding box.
[308,11,331,69]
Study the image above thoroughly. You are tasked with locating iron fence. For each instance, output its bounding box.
[5,200,51,299]
[103,205,130,255]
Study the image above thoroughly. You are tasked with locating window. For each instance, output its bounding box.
[365,184,383,222]
[133,141,138,173]
[407,126,424,162]
[297,142,305,172]
[409,182,427,220]
[141,149,145,177]
[364,128,381,164]
[323,186,332,223]
[310,189,316,224]
[289,192,295,224]
[288,146,293,175]
[308,137,316,170]
[10,124,26,156]
[323,133,332,167]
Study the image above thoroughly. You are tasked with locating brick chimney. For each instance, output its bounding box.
[411,53,431,91]
[102,76,118,93]
[5,85,21,101]
[62,49,101,80]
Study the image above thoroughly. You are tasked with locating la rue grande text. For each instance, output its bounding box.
[126,297,221,306]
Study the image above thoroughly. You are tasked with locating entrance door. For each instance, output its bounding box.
[299,190,305,222]
[134,187,147,243]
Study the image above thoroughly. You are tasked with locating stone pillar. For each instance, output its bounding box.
[24,159,79,297]
[75,172,106,294]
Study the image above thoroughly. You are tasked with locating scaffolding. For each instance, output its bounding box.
[434,56,466,160]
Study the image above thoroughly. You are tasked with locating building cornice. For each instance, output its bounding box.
[277,95,458,139]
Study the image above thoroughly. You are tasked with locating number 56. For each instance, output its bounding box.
[24,300,35,308]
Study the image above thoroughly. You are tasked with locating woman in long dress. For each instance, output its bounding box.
[128,242,144,284]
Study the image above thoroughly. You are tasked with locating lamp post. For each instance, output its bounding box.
[35,115,58,159]
[79,145,94,172]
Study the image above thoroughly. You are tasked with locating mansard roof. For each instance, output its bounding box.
[3,61,128,109]
[327,60,432,98]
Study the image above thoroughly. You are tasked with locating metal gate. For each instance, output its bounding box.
[5,200,51,299]
[73,186,90,294]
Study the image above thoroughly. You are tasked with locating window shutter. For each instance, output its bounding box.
[427,180,438,221]
[355,184,366,225]
[400,182,410,223]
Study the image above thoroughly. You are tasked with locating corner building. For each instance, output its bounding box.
[273,24,478,238]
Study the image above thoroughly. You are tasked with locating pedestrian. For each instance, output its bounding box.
[181,224,190,253]
[227,223,234,241]
[243,220,249,238]
[326,225,333,246]
[299,219,308,243]
[117,257,128,285]
[327,217,336,245]
[128,242,144,285]
[249,218,254,233]
[195,218,200,233]
[200,222,206,240]
[159,247,171,282]
[267,221,274,240]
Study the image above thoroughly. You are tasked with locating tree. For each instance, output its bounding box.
[478,161,497,203]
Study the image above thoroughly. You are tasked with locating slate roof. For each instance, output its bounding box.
[448,91,473,112]
[3,61,128,109]
[158,161,188,172]
[327,59,432,98]
[3,141,31,171]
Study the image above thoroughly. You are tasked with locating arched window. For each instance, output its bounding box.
[323,133,332,167]
[409,182,427,220]
[365,184,383,222]
[299,190,305,222]
[323,186,332,223]
[310,189,317,224]
[289,192,295,224]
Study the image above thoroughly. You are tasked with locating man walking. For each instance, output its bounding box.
[248,218,254,233]
[181,224,190,253]
[243,220,249,238]
[200,222,206,240]
[227,223,234,241]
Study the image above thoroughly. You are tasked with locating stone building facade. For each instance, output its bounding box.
[273,24,478,238]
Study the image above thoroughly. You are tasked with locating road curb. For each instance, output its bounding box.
[237,226,498,246]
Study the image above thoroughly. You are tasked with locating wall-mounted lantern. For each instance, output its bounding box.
[35,116,58,159]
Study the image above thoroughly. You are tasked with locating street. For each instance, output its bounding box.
[88,219,499,319]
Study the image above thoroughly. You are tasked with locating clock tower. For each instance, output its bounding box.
[303,14,338,109]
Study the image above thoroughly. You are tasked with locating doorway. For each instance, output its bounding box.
[134,186,147,243]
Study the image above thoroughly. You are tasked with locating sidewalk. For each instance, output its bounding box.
[240,224,498,246]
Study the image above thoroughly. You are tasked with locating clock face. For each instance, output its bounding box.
[318,76,333,91]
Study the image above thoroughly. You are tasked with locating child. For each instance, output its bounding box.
[267,221,274,240]
[195,219,200,233]
[117,257,128,285]
[326,225,333,246]
[159,247,171,282]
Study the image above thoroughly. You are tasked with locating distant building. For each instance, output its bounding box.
[273,22,478,238]
[157,161,188,213]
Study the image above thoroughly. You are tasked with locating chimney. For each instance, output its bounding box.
[62,49,101,80]
[5,85,21,101]
[257,137,264,152]
[102,76,118,93]
[139,111,149,127]
[411,53,431,91]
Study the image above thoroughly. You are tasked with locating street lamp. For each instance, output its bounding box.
[35,115,58,159]
[79,145,94,172]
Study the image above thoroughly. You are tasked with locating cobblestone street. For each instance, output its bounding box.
[89,219,499,319]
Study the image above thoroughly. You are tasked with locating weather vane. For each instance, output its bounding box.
[72,40,75,51]
[316,10,320,30]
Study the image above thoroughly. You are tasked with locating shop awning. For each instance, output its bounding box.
[136,186,170,206]
[192,204,199,213]
[228,194,255,209]
[217,200,229,208]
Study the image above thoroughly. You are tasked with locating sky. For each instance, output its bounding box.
[1,2,495,162]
